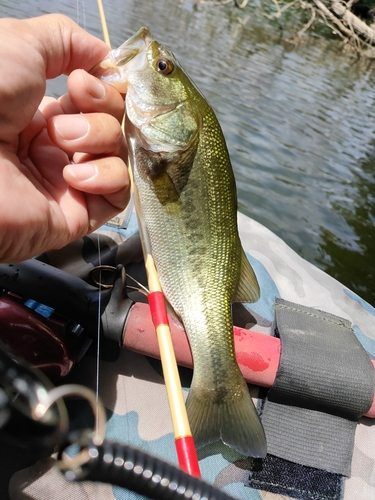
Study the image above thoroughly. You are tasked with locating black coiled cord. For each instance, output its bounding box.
[64,439,235,500]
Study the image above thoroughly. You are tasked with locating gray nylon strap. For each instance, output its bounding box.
[261,298,375,476]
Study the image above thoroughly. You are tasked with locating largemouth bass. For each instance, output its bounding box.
[93,28,266,457]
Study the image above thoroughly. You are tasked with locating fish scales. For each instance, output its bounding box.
[93,27,267,458]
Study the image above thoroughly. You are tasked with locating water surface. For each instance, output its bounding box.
[2,0,375,306]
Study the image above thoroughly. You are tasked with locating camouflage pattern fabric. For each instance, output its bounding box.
[7,209,375,500]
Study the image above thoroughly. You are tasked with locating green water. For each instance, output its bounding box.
[2,0,375,306]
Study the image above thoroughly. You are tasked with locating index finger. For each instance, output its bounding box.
[23,14,110,78]
[59,70,125,123]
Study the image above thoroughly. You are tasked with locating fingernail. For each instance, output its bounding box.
[54,115,88,140]
[82,71,106,99]
[66,163,97,181]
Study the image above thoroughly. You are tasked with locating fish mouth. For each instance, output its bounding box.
[90,27,153,93]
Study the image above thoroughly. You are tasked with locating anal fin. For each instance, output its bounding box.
[233,249,260,303]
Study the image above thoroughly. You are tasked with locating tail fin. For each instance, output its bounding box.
[185,377,267,458]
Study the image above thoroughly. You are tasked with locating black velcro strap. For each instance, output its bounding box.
[261,298,375,476]
[248,454,343,500]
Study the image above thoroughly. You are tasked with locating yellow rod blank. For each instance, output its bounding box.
[97,0,111,47]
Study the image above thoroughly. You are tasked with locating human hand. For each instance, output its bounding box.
[0,14,129,262]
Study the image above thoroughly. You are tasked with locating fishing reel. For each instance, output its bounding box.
[0,257,131,461]
[0,259,134,379]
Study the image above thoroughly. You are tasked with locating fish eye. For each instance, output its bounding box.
[156,58,174,75]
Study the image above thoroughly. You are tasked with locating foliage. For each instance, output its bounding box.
[196,0,375,56]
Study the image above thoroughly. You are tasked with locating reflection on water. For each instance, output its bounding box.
[317,149,375,299]
[1,0,375,305]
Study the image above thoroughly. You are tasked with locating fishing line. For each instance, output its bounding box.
[93,0,112,443]
[95,235,102,433]
[76,0,87,31]
[76,0,101,451]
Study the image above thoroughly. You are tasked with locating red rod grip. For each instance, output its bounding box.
[124,302,375,418]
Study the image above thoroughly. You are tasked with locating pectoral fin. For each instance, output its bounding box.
[233,250,260,303]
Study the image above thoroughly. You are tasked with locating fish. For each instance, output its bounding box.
[92,27,267,458]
